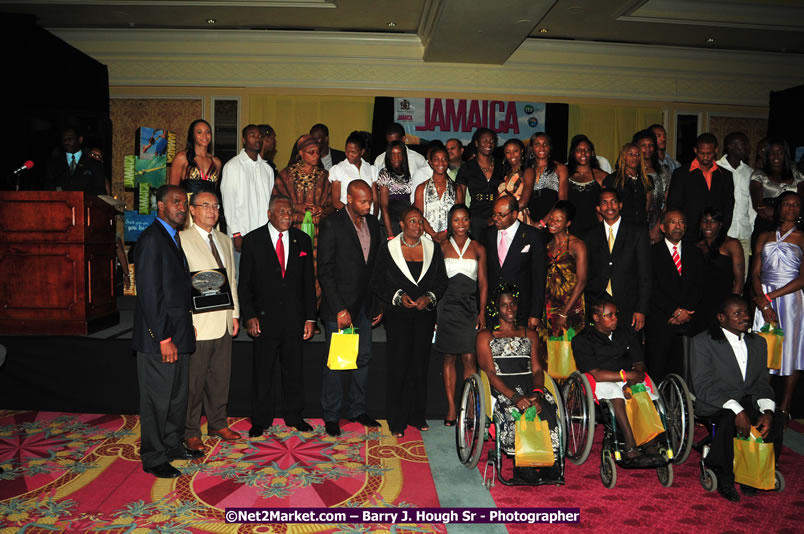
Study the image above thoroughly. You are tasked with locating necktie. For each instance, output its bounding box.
[175,232,188,269]
[208,233,224,270]
[672,245,682,275]
[174,231,181,249]
[69,154,76,173]
[498,230,508,267]
[276,232,285,277]
[606,226,614,295]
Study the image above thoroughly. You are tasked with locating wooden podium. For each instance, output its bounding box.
[0,191,119,335]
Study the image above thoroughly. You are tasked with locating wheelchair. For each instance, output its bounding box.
[562,371,693,488]
[456,370,566,488]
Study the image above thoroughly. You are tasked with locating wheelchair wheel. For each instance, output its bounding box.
[456,373,486,469]
[658,373,694,464]
[545,373,567,456]
[657,462,673,487]
[700,468,717,492]
[563,371,595,465]
[774,470,785,492]
[600,453,616,489]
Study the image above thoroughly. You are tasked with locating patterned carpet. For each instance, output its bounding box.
[0,411,445,533]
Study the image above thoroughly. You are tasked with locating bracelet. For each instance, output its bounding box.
[387,236,395,241]
[532,388,544,395]
[232,232,241,238]
[337,310,348,317]
[619,369,627,382]
[557,312,568,318]
[765,294,773,303]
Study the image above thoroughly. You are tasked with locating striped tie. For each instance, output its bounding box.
[672,245,682,275]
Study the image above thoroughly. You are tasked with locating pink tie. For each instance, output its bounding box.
[672,245,682,275]
[277,232,285,278]
[498,230,508,267]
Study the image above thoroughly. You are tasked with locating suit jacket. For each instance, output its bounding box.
[370,234,448,314]
[180,226,240,340]
[667,164,734,240]
[484,222,546,321]
[583,220,651,323]
[318,208,381,322]
[45,152,107,195]
[647,241,705,333]
[238,225,315,332]
[690,330,775,416]
[132,220,195,354]
[329,148,346,167]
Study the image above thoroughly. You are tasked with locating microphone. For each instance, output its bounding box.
[12,160,34,174]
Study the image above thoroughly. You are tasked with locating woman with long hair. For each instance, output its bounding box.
[497,138,535,225]
[751,191,804,426]
[750,138,804,235]
[566,135,605,237]
[436,204,487,426]
[527,132,568,228]
[414,146,456,243]
[633,129,666,242]
[377,140,413,238]
[603,142,654,227]
[169,119,222,194]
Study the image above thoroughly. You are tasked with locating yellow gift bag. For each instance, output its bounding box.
[733,427,775,490]
[625,383,665,446]
[546,328,577,379]
[513,406,555,467]
[327,325,359,370]
[758,323,784,371]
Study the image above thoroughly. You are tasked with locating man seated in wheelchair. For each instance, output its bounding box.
[572,294,666,466]
[690,294,784,502]
[476,284,561,481]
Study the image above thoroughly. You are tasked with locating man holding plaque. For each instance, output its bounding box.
[239,194,316,436]
[180,191,241,451]
[318,181,383,437]
[133,184,201,478]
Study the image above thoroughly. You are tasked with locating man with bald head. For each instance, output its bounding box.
[646,209,705,382]
[317,180,383,437]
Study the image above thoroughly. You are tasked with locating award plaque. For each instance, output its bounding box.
[190,268,234,313]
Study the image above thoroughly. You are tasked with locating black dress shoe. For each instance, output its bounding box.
[144,462,181,478]
[167,447,204,460]
[248,425,265,438]
[717,484,740,502]
[740,484,758,496]
[289,421,313,432]
[325,421,341,437]
[349,414,380,427]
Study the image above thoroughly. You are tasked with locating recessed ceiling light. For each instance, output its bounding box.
[706,37,715,43]
[207,18,216,24]
[387,21,397,27]
[539,28,549,33]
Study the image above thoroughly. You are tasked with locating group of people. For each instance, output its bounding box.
[128,118,801,506]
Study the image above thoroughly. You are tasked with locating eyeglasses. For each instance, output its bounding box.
[492,210,514,219]
[194,203,220,211]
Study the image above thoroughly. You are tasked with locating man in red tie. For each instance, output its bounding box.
[238,195,316,437]
[646,210,705,382]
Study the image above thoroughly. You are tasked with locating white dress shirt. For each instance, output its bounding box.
[720,328,775,414]
[266,222,289,267]
[320,150,333,171]
[717,155,756,241]
[220,149,274,238]
[665,238,682,262]
[661,153,681,173]
[193,223,224,259]
[496,220,521,263]
[329,158,376,210]
[604,216,622,245]
[374,146,428,177]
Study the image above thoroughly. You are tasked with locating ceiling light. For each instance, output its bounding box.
[706,37,715,43]
[207,18,216,24]
[387,21,397,27]
[539,28,549,33]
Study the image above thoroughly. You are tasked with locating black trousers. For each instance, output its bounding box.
[706,404,785,487]
[251,324,305,426]
[384,307,437,433]
[645,319,685,383]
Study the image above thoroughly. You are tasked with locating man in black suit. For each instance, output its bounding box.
[133,184,202,478]
[239,194,316,436]
[584,187,651,332]
[310,123,345,171]
[646,209,705,382]
[666,132,735,241]
[485,195,546,328]
[318,181,383,437]
[45,127,108,195]
[691,295,784,502]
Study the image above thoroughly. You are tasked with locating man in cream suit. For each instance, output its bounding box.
[181,191,241,451]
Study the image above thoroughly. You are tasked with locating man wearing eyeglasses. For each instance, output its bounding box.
[180,191,241,451]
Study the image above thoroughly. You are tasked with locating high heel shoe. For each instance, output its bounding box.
[443,419,457,427]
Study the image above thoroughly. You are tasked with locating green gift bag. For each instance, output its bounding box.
[758,323,784,370]
[326,325,359,370]
[513,405,555,467]
[301,210,315,243]
[546,328,577,379]
[625,383,665,446]
[733,427,775,490]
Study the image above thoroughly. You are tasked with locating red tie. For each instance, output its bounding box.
[277,232,285,277]
[672,245,682,275]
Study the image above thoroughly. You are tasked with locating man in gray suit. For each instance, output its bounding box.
[690,294,784,502]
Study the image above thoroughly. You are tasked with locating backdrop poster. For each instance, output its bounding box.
[394,97,545,146]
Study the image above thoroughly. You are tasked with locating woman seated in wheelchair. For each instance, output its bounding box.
[571,294,664,467]
[476,283,561,481]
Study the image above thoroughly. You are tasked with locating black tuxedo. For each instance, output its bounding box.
[46,152,107,195]
[583,220,651,327]
[667,164,734,241]
[317,208,381,422]
[484,222,546,322]
[690,330,783,486]
[645,240,705,382]
[132,219,195,470]
[238,224,315,426]
[328,148,346,167]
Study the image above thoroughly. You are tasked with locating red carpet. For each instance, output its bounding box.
[482,425,802,533]
[0,410,445,533]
